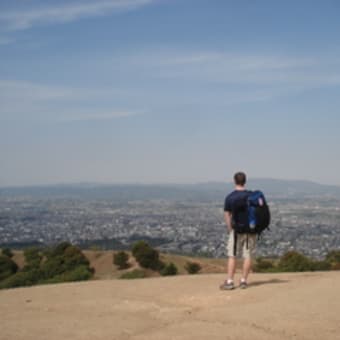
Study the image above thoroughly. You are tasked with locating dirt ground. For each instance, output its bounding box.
[1,271,340,340]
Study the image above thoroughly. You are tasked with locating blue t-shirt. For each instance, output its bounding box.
[224,190,250,227]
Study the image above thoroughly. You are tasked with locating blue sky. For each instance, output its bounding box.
[1,0,340,186]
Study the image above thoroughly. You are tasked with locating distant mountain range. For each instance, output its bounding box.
[1,178,340,201]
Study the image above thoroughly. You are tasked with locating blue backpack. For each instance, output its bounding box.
[232,190,271,235]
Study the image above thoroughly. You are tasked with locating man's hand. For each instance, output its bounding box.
[224,211,233,233]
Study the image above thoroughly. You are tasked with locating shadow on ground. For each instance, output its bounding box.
[249,278,289,287]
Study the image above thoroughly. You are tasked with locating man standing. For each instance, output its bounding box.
[220,172,257,290]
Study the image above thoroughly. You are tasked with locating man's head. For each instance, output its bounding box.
[234,171,246,187]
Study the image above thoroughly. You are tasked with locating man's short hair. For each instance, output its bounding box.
[234,172,247,186]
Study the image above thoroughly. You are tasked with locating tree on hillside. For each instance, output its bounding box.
[23,247,43,271]
[24,246,43,261]
[1,248,14,258]
[0,255,18,281]
[131,241,164,271]
[0,269,41,289]
[50,242,73,257]
[326,250,340,266]
[113,251,130,270]
[185,261,201,274]
[1,242,94,289]
[41,243,91,279]
[63,245,90,270]
[160,262,178,276]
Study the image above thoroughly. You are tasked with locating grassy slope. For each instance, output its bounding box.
[10,249,233,279]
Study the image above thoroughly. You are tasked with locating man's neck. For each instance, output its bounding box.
[235,185,246,191]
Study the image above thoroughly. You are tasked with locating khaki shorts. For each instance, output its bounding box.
[227,230,256,259]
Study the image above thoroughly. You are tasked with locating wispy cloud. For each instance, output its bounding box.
[121,50,340,101]
[61,111,143,122]
[0,80,74,101]
[0,79,143,122]
[0,0,155,31]
[153,52,317,70]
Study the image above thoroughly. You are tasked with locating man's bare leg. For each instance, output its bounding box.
[241,257,252,282]
[227,256,236,281]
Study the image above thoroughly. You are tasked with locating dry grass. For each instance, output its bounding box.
[10,249,235,280]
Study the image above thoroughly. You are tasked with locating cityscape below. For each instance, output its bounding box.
[1,179,340,259]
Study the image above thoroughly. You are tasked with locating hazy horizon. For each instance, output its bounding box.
[1,1,340,187]
[1,176,339,189]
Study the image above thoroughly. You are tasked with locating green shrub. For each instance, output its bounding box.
[160,262,178,276]
[63,245,90,271]
[332,262,340,270]
[22,247,42,272]
[113,251,130,270]
[52,242,73,256]
[0,269,41,289]
[278,251,313,272]
[131,240,150,258]
[185,261,201,274]
[40,257,65,279]
[40,244,91,279]
[253,257,276,272]
[325,250,340,266]
[120,269,146,279]
[1,242,94,289]
[2,248,14,258]
[43,265,93,284]
[66,265,93,281]
[0,255,18,281]
[22,259,41,272]
[131,241,163,270]
[23,247,42,264]
[310,260,331,271]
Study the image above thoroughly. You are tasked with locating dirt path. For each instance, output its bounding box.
[1,272,340,340]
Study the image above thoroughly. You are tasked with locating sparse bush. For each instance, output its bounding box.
[253,257,276,273]
[113,251,130,270]
[331,263,340,270]
[185,261,201,274]
[310,260,331,271]
[278,251,313,272]
[131,241,163,271]
[0,255,18,281]
[120,269,146,279]
[325,250,340,266]
[160,262,178,276]
[23,246,42,264]
[2,248,14,258]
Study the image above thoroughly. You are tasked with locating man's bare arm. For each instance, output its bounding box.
[224,211,233,232]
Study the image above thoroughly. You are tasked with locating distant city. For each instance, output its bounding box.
[1,180,340,259]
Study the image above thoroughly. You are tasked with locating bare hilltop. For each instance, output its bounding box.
[2,271,340,340]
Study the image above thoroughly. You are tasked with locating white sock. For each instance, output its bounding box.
[227,279,233,284]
